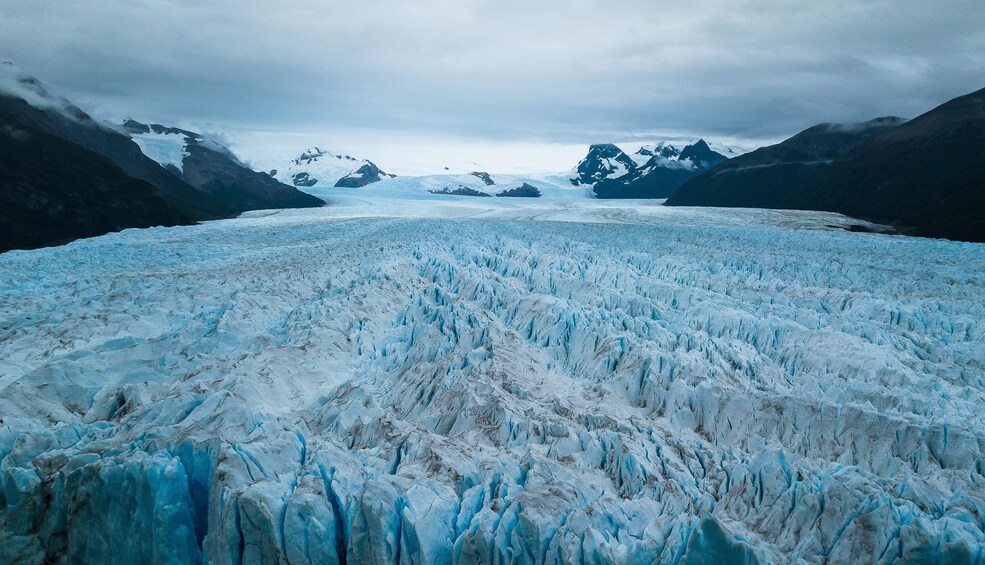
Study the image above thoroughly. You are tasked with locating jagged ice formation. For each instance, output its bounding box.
[1,200,984,564]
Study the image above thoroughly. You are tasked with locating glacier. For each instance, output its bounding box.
[129,128,190,173]
[1,198,983,564]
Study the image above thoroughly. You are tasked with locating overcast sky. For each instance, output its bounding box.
[2,0,984,173]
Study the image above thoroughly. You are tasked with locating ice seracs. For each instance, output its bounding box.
[1,199,983,564]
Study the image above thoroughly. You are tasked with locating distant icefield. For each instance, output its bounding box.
[1,197,984,564]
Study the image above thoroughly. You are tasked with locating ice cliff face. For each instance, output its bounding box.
[1,200,984,564]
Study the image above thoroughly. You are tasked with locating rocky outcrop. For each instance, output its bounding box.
[429,186,492,197]
[496,183,541,197]
[334,162,387,188]
[469,171,496,185]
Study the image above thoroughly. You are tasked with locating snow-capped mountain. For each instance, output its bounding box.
[123,120,246,174]
[269,147,394,189]
[122,120,323,214]
[0,63,226,221]
[0,63,201,251]
[570,143,638,185]
[266,158,586,201]
[570,140,730,198]
[0,63,323,251]
[629,139,733,170]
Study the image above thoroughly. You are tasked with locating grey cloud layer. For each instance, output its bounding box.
[2,0,984,143]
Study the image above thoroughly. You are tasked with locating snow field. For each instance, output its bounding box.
[130,130,190,172]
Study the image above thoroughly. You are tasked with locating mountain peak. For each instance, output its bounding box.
[333,160,395,187]
[571,144,636,185]
[586,143,632,160]
[587,142,622,152]
[263,146,392,188]
[573,139,736,198]
[686,138,710,150]
[121,118,151,134]
[679,139,728,169]
[0,63,95,125]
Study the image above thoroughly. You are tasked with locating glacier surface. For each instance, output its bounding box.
[129,129,190,173]
[1,198,984,564]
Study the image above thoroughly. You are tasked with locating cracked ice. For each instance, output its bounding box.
[1,198,984,564]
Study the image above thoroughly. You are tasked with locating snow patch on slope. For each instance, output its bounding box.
[129,130,190,172]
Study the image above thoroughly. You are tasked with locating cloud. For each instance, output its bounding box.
[1,0,983,171]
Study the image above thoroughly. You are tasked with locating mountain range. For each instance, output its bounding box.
[666,89,985,241]
[1,60,983,247]
[121,120,323,214]
[570,140,731,198]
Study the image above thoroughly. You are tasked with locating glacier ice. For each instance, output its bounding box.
[1,199,983,564]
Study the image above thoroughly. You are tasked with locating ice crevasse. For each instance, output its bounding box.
[1,206,984,564]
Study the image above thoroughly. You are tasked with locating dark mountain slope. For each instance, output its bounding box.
[592,167,696,199]
[0,120,189,252]
[123,120,324,213]
[792,88,985,241]
[0,63,324,251]
[0,89,228,220]
[665,117,906,208]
